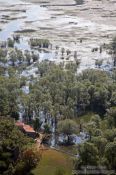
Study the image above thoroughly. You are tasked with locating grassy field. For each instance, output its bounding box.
[32,148,73,175]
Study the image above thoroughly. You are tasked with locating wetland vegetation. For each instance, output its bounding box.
[0,0,116,174]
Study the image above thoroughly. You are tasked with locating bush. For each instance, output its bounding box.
[8,38,14,47]
[30,38,50,48]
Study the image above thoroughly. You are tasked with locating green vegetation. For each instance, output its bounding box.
[32,149,72,175]
[108,36,116,66]
[74,112,94,125]
[8,38,15,47]
[0,117,41,175]
[74,110,116,173]
[58,119,78,145]
[30,38,50,48]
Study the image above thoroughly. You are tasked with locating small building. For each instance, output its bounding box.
[16,122,37,139]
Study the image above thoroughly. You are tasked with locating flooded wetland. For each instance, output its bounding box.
[0,1,116,174]
[0,0,116,71]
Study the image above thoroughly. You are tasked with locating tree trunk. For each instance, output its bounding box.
[67,135,70,145]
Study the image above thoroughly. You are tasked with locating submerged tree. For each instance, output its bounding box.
[109,36,116,66]
[57,119,78,145]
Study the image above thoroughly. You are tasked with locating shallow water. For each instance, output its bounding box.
[0,0,49,41]
[0,0,55,64]
[15,37,31,50]
[0,0,115,72]
[0,20,22,40]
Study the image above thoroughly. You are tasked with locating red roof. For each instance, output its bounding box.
[16,122,35,133]
[23,124,35,133]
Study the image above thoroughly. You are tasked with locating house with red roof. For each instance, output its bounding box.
[16,121,37,138]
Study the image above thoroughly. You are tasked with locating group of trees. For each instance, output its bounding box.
[0,59,115,131]
[0,35,116,174]
[30,38,50,48]
[74,110,116,173]
[28,61,116,119]
[0,47,39,67]
[107,36,116,67]
[0,71,20,118]
[58,119,78,145]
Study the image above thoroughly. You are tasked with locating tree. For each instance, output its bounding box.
[104,128,116,142]
[91,115,101,128]
[33,117,42,132]
[24,50,31,66]
[0,86,9,116]
[0,75,20,118]
[16,49,24,64]
[61,48,65,56]
[95,59,103,68]
[15,148,41,175]
[104,141,116,170]
[109,37,116,66]
[85,122,96,141]
[91,85,110,115]
[44,124,51,134]
[107,108,116,127]
[111,92,116,106]
[65,62,79,73]
[9,50,17,66]
[57,119,78,144]
[31,51,39,62]
[91,136,107,160]
[75,142,99,172]
[8,38,14,48]
[72,82,90,115]
[74,51,77,59]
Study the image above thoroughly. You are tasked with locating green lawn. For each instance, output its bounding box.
[32,148,73,175]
